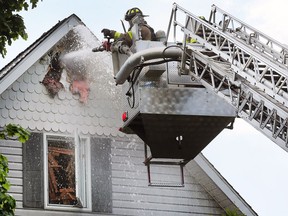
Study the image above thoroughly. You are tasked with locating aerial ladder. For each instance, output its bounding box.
[171,4,288,151]
[96,3,288,186]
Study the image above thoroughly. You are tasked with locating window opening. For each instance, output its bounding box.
[44,134,91,210]
[47,136,77,205]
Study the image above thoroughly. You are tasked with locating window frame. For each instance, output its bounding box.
[43,133,92,212]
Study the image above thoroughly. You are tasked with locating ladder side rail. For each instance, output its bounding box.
[238,110,288,151]
[173,5,288,80]
[210,4,288,66]
[234,30,285,65]
[237,83,288,150]
[189,50,247,109]
[187,50,288,151]
[166,3,179,44]
[228,49,288,107]
[239,82,288,125]
[181,16,288,105]
[166,4,176,44]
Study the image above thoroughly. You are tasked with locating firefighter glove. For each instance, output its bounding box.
[101,28,113,38]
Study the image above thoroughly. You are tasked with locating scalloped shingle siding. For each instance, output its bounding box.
[0,54,123,137]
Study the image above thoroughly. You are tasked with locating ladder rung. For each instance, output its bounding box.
[148,183,184,187]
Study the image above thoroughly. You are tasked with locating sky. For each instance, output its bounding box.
[1,0,288,215]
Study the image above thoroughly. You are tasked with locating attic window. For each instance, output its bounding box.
[44,134,91,210]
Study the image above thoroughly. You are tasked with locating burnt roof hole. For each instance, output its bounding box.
[41,52,64,97]
[41,25,116,104]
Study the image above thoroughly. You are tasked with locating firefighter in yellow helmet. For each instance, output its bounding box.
[101,7,156,47]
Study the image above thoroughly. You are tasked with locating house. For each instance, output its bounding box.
[0,14,258,216]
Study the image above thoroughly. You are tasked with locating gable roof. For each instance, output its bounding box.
[0,14,83,95]
[0,14,257,216]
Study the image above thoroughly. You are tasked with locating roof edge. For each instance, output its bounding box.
[0,14,83,95]
[192,153,258,215]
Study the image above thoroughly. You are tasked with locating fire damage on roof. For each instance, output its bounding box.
[41,25,100,103]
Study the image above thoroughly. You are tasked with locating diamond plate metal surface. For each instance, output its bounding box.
[140,87,236,116]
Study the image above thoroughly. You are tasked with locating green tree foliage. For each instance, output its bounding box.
[0,154,16,216]
[223,208,246,216]
[0,124,30,143]
[0,0,42,58]
[0,124,30,215]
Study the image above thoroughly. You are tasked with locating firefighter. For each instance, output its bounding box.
[101,7,156,47]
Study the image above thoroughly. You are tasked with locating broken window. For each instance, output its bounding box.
[48,136,75,205]
[44,134,91,210]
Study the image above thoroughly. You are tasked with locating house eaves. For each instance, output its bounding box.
[189,153,258,216]
[0,14,83,95]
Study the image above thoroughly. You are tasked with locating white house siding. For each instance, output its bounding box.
[1,134,226,216]
[0,140,23,208]
[0,49,123,137]
[0,133,229,216]
[111,136,225,216]
[0,132,226,216]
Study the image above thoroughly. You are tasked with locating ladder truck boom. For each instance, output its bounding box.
[169,3,288,151]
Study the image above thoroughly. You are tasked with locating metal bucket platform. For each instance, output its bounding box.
[121,87,236,160]
[130,113,234,160]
